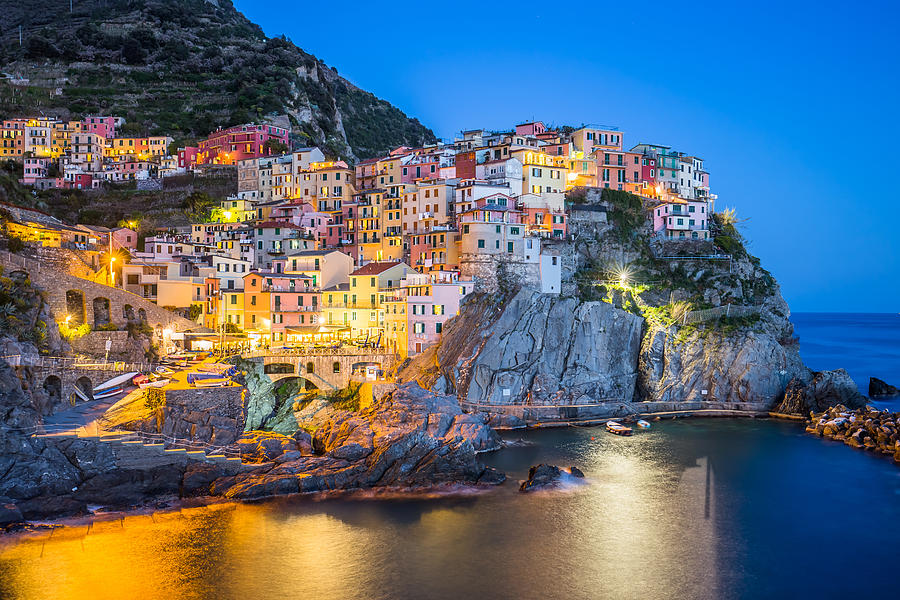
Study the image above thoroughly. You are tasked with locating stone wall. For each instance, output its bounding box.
[149,387,247,445]
[460,254,541,294]
[0,251,201,333]
[68,331,130,355]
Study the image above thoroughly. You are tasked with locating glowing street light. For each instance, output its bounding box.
[615,266,633,288]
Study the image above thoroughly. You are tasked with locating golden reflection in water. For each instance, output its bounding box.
[0,426,726,600]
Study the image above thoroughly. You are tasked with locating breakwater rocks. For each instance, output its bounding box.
[200,383,505,500]
[806,405,900,463]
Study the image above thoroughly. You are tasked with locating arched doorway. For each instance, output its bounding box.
[74,376,93,402]
[43,375,62,404]
[66,290,85,325]
[93,297,111,328]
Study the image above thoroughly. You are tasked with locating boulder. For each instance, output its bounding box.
[869,377,899,398]
[570,466,585,478]
[237,431,301,463]
[519,464,562,492]
[774,371,867,415]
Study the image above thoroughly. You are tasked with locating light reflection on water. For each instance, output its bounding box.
[3,419,900,600]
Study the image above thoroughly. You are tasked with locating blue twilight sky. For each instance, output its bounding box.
[236,0,899,313]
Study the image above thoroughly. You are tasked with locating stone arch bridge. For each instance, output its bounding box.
[244,349,398,390]
[1,252,200,333]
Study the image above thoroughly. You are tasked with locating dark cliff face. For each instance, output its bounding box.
[0,0,436,159]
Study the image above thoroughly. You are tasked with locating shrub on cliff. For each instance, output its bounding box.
[144,388,166,411]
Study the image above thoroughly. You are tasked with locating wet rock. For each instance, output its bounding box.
[869,377,899,398]
[520,464,562,492]
[237,431,301,463]
[181,463,229,496]
[483,412,527,430]
[774,371,867,415]
[570,466,585,478]
[211,383,505,498]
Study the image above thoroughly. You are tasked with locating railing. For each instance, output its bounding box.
[1,354,158,373]
[112,430,241,458]
[242,347,397,358]
[682,304,762,325]
[10,424,242,459]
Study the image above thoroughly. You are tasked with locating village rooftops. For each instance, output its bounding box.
[253,221,306,229]
[322,282,351,293]
[284,248,345,258]
[350,261,403,276]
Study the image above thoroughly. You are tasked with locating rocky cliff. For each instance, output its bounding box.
[400,189,866,418]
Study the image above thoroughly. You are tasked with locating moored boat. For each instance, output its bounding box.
[606,421,633,436]
[637,419,651,430]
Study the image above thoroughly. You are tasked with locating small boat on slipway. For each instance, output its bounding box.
[606,421,633,436]
[93,372,139,394]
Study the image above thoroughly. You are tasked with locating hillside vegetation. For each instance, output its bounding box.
[0,0,436,159]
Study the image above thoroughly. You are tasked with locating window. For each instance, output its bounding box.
[436,322,443,334]
[333,361,341,373]
[477,239,485,249]
[510,227,520,235]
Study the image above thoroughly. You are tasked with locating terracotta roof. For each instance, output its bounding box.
[350,261,404,276]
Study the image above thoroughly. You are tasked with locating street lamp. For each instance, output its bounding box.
[109,256,116,287]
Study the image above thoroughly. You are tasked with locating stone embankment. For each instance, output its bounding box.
[805,405,900,464]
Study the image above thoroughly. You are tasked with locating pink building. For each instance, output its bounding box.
[652,199,711,240]
[515,122,546,136]
[178,146,199,169]
[266,274,322,341]
[197,123,290,165]
[400,273,474,355]
[112,227,138,251]
[83,116,119,139]
[402,156,439,183]
[22,157,50,184]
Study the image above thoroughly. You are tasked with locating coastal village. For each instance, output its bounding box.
[2,115,715,360]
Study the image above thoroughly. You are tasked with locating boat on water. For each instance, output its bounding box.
[606,421,633,436]
[637,419,651,430]
[93,372,140,393]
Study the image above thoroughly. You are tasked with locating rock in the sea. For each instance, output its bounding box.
[774,370,867,415]
[519,464,563,492]
[570,466,585,478]
[869,377,899,398]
